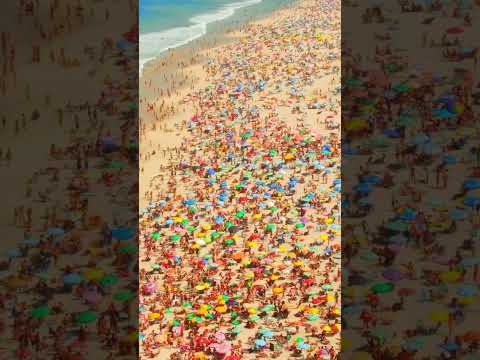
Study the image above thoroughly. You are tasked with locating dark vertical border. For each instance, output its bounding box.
[0,1,138,359]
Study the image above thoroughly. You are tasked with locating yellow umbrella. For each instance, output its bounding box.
[82,268,105,281]
[459,296,478,305]
[428,311,449,322]
[215,306,227,314]
[440,271,461,283]
[149,312,161,320]
[346,119,367,131]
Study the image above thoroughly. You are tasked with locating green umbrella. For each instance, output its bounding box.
[371,282,394,294]
[225,221,234,228]
[31,305,49,319]
[384,220,409,232]
[76,311,98,324]
[108,161,126,169]
[100,274,119,287]
[236,211,245,218]
[232,320,241,325]
[151,233,161,240]
[262,304,275,312]
[187,226,196,232]
[346,78,363,87]
[151,264,161,270]
[295,223,305,229]
[114,290,135,302]
[225,239,234,245]
[119,243,137,254]
[171,235,181,241]
[266,224,276,230]
[250,315,260,321]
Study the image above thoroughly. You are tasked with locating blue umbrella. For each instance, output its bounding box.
[63,273,82,285]
[255,339,267,347]
[399,208,416,221]
[360,175,381,184]
[296,342,310,350]
[111,227,134,241]
[403,337,425,351]
[7,249,22,258]
[383,128,400,137]
[464,196,480,208]
[464,178,480,190]
[440,342,460,352]
[260,330,274,337]
[460,257,480,268]
[443,154,456,164]
[456,284,478,296]
[47,227,65,236]
[410,133,430,145]
[420,143,442,155]
[449,209,467,221]
[355,183,374,193]
[20,239,39,246]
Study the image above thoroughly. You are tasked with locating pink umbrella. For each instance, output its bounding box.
[214,331,226,342]
[212,342,232,354]
[83,290,103,304]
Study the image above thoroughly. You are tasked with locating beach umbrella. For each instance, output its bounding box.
[371,282,394,294]
[403,337,425,351]
[118,243,137,254]
[7,249,22,258]
[100,274,119,287]
[112,227,135,241]
[460,257,480,267]
[47,227,65,236]
[440,271,461,283]
[464,196,480,207]
[63,273,82,285]
[457,284,479,296]
[447,27,464,34]
[409,133,429,145]
[464,178,480,190]
[82,268,105,281]
[384,220,409,232]
[20,239,39,246]
[31,305,49,319]
[449,209,467,221]
[255,339,267,347]
[76,311,98,324]
[382,268,405,282]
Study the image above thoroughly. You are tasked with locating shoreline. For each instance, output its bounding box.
[139,0,341,358]
[140,0,298,78]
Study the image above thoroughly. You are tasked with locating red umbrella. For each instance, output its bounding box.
[225,355,241,360]
[446,27,464,34]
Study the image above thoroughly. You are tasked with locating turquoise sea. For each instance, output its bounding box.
[140,0,294,71]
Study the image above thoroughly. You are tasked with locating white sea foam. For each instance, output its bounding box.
[139,0,263,75]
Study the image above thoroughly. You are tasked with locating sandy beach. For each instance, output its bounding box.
[342,0,480,359]
[0,1,138,359]
[139,0,341,359]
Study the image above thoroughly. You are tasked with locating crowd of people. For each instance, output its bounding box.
[343,0,480,359]
[139,0,341,359]
[0,1,138,360]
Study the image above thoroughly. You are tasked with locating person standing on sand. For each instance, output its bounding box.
[5,147,11,166]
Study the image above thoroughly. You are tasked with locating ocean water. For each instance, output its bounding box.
[139,0,294,72]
